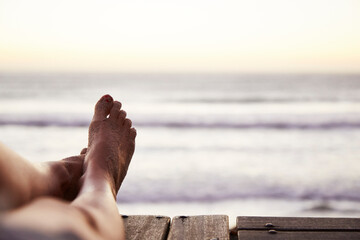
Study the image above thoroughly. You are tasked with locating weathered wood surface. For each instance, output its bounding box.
[122,215,170,240]
[167,215,230,240]
[237,216,360,240]
[121,215,360,240]
[238,230,360,240]
[237,216,360,231]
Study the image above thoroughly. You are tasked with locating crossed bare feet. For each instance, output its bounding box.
[44,94,136,200]
[0,95,135,240]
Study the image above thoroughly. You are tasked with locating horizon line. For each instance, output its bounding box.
[1,70,360,76]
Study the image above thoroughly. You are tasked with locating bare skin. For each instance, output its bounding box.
[0,95,136,240]
[0,144,85,211]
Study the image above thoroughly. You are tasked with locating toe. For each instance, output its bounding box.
[123,118,132,127]
[109,101,122,119]
[80,148,87,154]
[92,95,114,121]
[117,110,127,124]
[130,127,137,138]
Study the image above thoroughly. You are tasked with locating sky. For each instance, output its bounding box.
[0,0,359,73]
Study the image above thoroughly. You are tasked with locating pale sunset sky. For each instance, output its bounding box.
[0,0,359,73]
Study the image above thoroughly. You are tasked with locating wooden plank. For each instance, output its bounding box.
[237,216,360,231]
[238,230,360,240]
[122,215,170,240]
[168,215,230,240]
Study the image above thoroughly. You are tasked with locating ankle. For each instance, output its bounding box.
[82,166,118,198]
[40,162,71,197]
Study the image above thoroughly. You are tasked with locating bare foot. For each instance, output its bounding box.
[42,148,86,200]
[83,95,136,197]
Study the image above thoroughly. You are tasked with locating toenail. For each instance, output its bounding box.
[103,94,113,102]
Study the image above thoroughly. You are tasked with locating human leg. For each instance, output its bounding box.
[70,94,136,239]
[0,143,84,211]
[1,95,136,240]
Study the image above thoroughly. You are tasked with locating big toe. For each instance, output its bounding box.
[93,94,114,121]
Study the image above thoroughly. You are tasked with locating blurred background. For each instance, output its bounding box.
[1,0,360,226]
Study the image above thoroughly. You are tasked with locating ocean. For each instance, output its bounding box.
[1,73,360,226]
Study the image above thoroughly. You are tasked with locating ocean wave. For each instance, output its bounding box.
[117,189,360,203]
[135,121,360,129]
[0,118,90,127]
[1,117,360,129]
[173,98,360,104]
[118,193,360,203]
[117,180,360,203]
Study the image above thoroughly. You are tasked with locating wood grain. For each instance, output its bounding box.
[238,230,360,240]
[237,216,360,231]
[168,215,229,240]
[122,215,170,240]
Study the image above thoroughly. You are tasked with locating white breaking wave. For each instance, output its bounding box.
[1,113,360,129]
